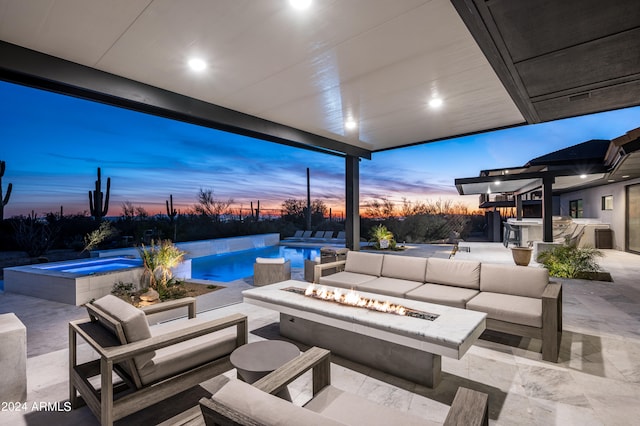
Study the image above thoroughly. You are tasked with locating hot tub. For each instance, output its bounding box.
[3,257,145,306]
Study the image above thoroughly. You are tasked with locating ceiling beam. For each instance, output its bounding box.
[0,41,371,160]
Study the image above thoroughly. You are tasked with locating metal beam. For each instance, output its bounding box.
[345,156,360,251]
[0,41,371,160]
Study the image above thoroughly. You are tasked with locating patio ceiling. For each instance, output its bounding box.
[0,1,638,158]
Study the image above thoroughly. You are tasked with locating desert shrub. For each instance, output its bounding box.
[537,242,602,278]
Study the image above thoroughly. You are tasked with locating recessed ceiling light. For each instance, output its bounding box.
[345,119,357,130]
[289,0,312,10]
[580,174,587,179]
[622,175,630,178]
[608,179,615,182]
[494,180,501,185]
[188,58,207,72]
[428,98,443,108]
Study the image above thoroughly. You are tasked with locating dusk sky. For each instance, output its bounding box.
[1,80,639,218]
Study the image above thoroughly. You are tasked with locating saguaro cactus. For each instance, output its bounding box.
[251,200,260,221]
[89,167,110,221]
[0,160,13,220]
[166,194,178,222]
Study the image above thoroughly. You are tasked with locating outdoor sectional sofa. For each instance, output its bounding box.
[315,251,562,362]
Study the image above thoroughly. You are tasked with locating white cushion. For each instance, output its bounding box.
[319,272,377,289]
[380,255,428,282]
[480,263,549,298]
[405,284,479,309]
[344,252,383,276]
[425,258,480,289]
[467,292,542,327]
[256,257,286,264]
[356,277,423,298]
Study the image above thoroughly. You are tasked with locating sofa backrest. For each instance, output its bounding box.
[208,378,345,426]
[344,251,384,276]
[425,258,481,289]
[380,255,428,282]
[480,263,549,298]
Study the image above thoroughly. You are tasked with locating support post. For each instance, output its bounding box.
[516,194,523,220]
[345,155,360,251]
[306,168,312,231]
[542,176,554,242]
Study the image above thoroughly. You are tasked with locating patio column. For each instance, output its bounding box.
[516,194,523,220]
[345,155,360,251]
[542,176,554,242]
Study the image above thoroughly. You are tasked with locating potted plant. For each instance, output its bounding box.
[368,224,396,250]
[511,241,533,266]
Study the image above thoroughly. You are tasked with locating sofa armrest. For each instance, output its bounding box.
[253,346,331,397]
[444,387,489,426]
[140,297,197,319]
[313,260,346,283]
[541,282,562,362]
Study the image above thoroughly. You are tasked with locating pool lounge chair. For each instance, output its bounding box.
[69,295,248,426]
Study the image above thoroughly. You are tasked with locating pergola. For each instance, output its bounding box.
[1,0,638,249]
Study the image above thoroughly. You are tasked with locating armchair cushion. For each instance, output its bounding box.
[211,378,344,426]
[91,295,155,370]
[138,318,239,385]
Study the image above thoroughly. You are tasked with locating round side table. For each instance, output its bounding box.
[230,340,299,400]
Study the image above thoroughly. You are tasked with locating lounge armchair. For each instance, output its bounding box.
[69,295,248,426]
[198,347,489,426]
[253,257,291,286]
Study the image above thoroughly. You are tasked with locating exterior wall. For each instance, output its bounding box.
[558,178,640,251]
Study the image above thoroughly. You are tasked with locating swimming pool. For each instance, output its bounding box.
[191,245,322,282]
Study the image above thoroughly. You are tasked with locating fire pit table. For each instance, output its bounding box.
[242,280,486,388]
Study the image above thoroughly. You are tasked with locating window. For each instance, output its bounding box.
[569,199,583,218]
[602,195,613,210]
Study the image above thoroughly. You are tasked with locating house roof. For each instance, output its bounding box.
[1,0,639,157]
[455,127,640,198]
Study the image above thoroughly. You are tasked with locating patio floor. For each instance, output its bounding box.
[0,243,639,425]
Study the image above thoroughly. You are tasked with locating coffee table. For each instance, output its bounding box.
[242,280,486,388]
[230,340,299,400]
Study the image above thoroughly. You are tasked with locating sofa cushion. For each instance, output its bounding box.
[319,272,377,289]
[380,255,428,283]
[138,318,238,385]
[344,251,384,276]
[425,258,481,289]
[480,264,549,298]
[91,295,155,370]
[405,284,479,309]
[466,292,542,328]
[211,378,345,426]
[356,277,423,298]
[305,385,426,426]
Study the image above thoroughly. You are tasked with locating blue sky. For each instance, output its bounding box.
[1,80,639,218]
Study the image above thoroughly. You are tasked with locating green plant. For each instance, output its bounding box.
[112,281,136,300]
[138,239,186,294]
[368,224,396,249]
[537,241,603,278]
[83,221,117,252]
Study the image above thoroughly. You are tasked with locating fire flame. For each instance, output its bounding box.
[305,284,407,316]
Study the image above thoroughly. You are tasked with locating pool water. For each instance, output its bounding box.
[191,245,322,282]
[35,257,142,274]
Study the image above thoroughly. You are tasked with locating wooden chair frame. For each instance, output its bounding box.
[198,347,489,426]
[69,297,248,426]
